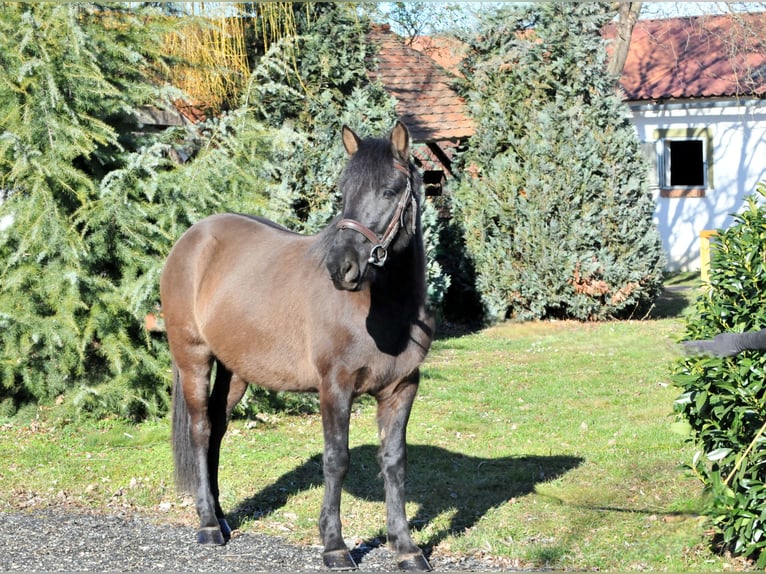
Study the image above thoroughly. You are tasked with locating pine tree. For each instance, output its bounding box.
[246,4,397,231]
[454,3,665,321]
[0,4,176,417]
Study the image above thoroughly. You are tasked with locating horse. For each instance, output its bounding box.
[160,120,435,571]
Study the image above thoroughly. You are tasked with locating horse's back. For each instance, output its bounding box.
[160,213,337,390]
[161,213,299,304]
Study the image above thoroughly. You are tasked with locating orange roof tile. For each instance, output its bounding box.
[367,25,474,143]
[408,35,467,77]
[618,12,766,101]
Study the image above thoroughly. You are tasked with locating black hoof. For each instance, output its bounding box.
[323,549,357,571]
[397,552,432,572]
[197,526,227,546]
[218,518,232,542]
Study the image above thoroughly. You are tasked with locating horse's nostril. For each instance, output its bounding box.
[342,260,360,284]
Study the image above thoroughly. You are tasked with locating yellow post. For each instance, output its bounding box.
[700,229,718,283]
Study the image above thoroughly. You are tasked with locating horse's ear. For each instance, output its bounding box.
[390,120,410,161]
[342,125,360,156]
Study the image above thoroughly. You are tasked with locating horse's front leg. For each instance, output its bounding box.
[319,384,356,571]
[376,370,431,572]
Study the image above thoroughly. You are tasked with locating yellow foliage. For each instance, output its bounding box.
[163,5,250,113]
[161,3,315,114]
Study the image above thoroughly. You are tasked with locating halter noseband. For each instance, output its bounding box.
[335,162,416,267]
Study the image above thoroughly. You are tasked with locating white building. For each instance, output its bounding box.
[619,13,766,271]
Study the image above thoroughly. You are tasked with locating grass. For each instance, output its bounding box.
[0,275,754,570]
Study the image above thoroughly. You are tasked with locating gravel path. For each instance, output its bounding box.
[0,509,519,572]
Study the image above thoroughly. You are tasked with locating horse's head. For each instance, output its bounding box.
[326,120,421,291]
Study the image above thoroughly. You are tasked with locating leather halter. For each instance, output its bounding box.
[335,162,416,267]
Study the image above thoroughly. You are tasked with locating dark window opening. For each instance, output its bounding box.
[423,170,444,196]
[667,140,705,187]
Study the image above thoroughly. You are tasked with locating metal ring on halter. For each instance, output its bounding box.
[369,244,388,267]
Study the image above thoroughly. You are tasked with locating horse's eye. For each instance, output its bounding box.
[382,188,397,199]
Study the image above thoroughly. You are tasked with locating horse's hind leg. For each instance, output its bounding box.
[207,362,248,541]
[171,344,226,545]
[376,370,432,572]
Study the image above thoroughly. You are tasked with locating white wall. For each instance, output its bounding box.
[629,98,766,271]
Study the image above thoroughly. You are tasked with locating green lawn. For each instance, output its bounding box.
[0,279,754,570]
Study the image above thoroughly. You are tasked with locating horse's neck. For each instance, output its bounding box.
[372,239,427,310]
[365,237,433,356]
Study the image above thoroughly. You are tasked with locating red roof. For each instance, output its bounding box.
[619,12,766,101]
[367,25,474,143]
[408,35,467,77]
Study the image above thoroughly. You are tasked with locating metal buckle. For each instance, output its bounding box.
[368,244,388,266]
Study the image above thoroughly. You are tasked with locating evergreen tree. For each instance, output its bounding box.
[454,3,665,321]
[0,3,176,417]
[247,4,397,231]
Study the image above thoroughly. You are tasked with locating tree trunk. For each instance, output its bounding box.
[607,2,642,78]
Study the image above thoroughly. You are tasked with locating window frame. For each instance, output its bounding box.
[653,127,714,198]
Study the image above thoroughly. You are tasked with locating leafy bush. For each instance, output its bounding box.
[454,3,665,322]
[674,182,766,565]
[0,3,178,419]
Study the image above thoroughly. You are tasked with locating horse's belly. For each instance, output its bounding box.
[204,313,321,392]
[235,361,319,393]
[208,316,430,397]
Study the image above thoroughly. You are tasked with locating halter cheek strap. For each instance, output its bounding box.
[336,163,416,267]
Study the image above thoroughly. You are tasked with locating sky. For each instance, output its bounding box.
[638,2,766,19]
[377,2,766,36]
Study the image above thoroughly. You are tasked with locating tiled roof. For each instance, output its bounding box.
[618,12,766,101]
[367,25,474,143]
[408,35,467,77]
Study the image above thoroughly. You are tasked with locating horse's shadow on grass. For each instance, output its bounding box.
[228,444,582,552]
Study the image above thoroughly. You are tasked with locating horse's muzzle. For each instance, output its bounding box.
[326,250,368,291]
[333,259,361,291]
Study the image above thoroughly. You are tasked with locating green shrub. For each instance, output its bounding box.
[674,182,766,566]
[454,3,665,321]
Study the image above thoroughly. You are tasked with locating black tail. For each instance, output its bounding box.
[171,362,199,494]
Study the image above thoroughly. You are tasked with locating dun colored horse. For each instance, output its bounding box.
[161,120,434,571]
